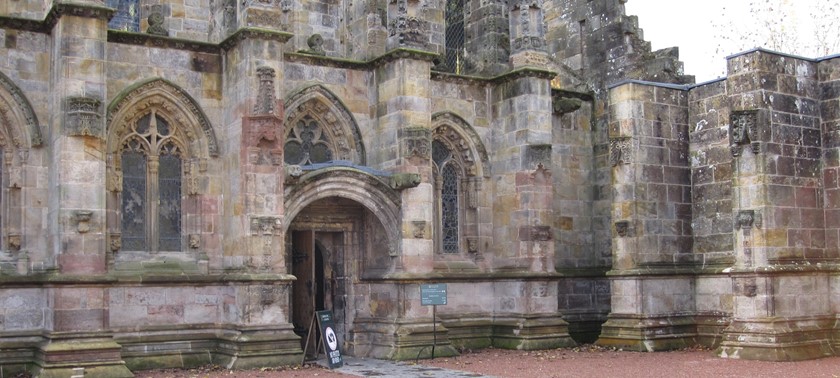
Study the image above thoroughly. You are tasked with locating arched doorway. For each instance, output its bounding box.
[288,196,392,358]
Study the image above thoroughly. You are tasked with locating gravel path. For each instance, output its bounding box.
[134,346,840,378]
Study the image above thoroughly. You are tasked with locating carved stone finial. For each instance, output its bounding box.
[254,66,277,115]
[305,34,326,55]
[146,8,168,36]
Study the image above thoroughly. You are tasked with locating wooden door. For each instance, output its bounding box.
[291,230,316,351]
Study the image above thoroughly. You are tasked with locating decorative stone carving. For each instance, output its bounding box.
[615,220,631,237]
[280,0,293,12]
[510,0,547,53]
[107,79,220,157]
[730,110,760,157]
[284,86,364,164]
[7,234,21,251]
[285,164,303,184]
[735,210,761,230]
[526,144,551,169]
[223,0,237,32]
[553,97,582,115]
[0,71,43,146]
[432,113,490,177]
[189,234,200,249]
[250,216,281,235]
[300,34,326,55]
[109,233,121,252]
[467,237,478,253]
[244,115,283,166]
[532,225,551,241]
[520,225,551,241]
[389,173,421,190]
[146,7,168,36]
[73,210,93,233]
[65,96,103,138]
[434,125,479,176]
[734,277,758,297]
[254,66,277,115]
[609,137,632,167]
[245,8,285,29]
[401,127,430,161]
[388,0,427,47]
[412,220,426,238]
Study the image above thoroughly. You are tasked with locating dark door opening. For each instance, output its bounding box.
[291,230,343,358]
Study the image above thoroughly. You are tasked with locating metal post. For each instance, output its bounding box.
[432,304,436,358]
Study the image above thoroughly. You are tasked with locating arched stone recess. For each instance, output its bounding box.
[284,167,401,274]
[107,78,219,158]
[0,71,43,148]
[283,85,366,165]
[0,71,41,271]
[431,112,490,178]
[431,112,490,260]
[105,78,219,269]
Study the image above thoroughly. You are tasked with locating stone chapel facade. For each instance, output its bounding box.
[0,0,839,376]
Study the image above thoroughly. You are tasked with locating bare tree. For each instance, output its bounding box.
[713,0,839,68]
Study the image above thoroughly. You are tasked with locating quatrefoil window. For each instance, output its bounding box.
[284,116,334,165]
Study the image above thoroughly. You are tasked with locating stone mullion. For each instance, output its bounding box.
[146,155,160,254]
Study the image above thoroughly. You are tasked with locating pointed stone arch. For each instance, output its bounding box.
[0,71,43,148]
[283,85,365,165]
[431,112,490,178]
[107,78,219,158]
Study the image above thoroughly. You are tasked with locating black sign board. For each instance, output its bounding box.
[420,284,447,306]
[316,310,343,368]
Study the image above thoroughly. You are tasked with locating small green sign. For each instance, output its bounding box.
[420,284,447,306]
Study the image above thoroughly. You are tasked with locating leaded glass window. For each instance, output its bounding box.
[444,0,466,73]
[284,116,334,165]
[106,0,140,32]
[119,112,183,252]
[433,140,460,254]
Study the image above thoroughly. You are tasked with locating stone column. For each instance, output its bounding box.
[463,0,509,75]
[489,69,573,350]
[40,2,132,377]
[217,6,301,367]
[596,81,695,351]
[716,50,834,361]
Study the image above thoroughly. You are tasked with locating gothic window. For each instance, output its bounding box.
[284,116,334,165]
[444,0,466,73]
[433,140,460,253]
[117,112,183,252]
[106,0,141,31]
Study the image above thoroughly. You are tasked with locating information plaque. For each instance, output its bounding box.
[420,284,447,306]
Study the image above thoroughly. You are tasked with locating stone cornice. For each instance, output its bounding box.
[0,272,296,286]
[220,27,294,51]
[108,30,219,54]
[362,270,566,282]
[0,2,114,33]
[285,52,369,70]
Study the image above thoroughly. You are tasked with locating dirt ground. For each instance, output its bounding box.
[134,345,840,378]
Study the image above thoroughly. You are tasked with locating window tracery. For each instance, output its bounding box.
[113,111,186,252]
[283,116,334,165]
[433,140,461,254]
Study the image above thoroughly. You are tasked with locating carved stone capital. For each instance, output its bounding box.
[250,216,282,235]
[65,96,103,139]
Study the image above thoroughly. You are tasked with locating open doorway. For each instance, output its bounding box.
[290,229,346,359]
